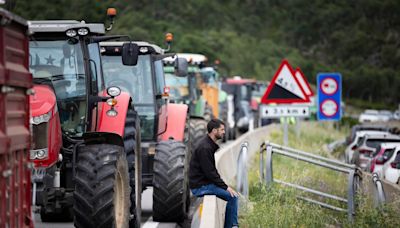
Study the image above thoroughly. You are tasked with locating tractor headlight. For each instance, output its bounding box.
[139,46,148,53]
[106,109,118,117]
[66,29,77,37]
[77,28,89,36]
[107,86,121,97]
[30,148,49,160]
[30,110,52,125]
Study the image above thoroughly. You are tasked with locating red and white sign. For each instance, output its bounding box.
[261,60,313,104]
[320,77,338,95]
[320,99,339,117]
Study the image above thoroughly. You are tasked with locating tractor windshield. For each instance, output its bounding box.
[164,73,189,101]
[29,39,87,136]
[102,54,156,140]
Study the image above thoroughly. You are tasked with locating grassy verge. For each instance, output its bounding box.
[240,122,400,227]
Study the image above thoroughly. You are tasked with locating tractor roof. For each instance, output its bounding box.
[163,53,207,65]
[28,20,105,35]
[100,41,164,55]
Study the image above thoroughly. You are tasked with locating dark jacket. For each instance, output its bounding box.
[189,135,228,190]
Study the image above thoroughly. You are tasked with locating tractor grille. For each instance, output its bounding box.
[32,123,48,149]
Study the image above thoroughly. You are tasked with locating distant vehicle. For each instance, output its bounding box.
[382,148,400,185]
[352,134,400,169]
[346,125,392,145]
[393,110,400,120]
[369,143,400,177]
[358,109,380,123]
[345,130,390,164]
[378,110,393,122]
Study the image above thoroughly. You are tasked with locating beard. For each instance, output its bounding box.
[215,132,224,140]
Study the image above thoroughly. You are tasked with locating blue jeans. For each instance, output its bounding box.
[191,184,238,228]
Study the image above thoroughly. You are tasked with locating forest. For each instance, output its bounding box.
[9,0,400,106]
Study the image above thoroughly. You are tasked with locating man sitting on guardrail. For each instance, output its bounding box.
[189,118,239,228]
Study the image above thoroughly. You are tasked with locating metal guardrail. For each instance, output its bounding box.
[372,173,386,207]
[236,142,249,198]
[259,141,361,221]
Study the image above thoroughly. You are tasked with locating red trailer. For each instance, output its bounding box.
[0,8,33,228]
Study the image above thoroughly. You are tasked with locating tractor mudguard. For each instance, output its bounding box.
[97,91,131,137]
[159,103,188,142]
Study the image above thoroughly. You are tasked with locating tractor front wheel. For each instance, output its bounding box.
[73,144,130,228]
[152,139,189,222]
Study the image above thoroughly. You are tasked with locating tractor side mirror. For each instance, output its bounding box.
[122,43,139,66]
[174,57,188,77]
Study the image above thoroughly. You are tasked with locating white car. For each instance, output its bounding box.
[369,143,400,177]
[359,109,380,123]
[345,130,390,164]
[378,110,393,122]
[352,133,400,169]
[382,148,400,184]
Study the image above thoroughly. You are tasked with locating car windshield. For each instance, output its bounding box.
[102,55,154,104]
[29,39,87,136]
[366,139,400,152]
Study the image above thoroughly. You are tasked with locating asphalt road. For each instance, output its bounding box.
[34,187,197,228]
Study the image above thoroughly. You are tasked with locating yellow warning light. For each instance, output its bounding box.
[165,33,174,43]
[107,8,117,17]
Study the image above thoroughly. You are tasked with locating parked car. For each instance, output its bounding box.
[382,148,400,184]
[359,109,380,123]
[378,110,393,122]
[369,143,400,177]
[351,133,400,169]
[345,130,390,164]
[346,124,392,145]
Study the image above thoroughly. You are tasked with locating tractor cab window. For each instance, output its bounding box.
[101,54,156,140]
[29,39,87,136]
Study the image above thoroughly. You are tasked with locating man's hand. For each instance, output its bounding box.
[227,186,239,197]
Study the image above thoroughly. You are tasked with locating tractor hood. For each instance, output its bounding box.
[30,84,57,117]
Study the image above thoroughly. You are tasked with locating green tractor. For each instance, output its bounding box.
[163,53,215,148]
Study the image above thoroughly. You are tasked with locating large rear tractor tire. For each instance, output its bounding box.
[189,118,207,150]
[152,139,189,222]
[74,144,131,228]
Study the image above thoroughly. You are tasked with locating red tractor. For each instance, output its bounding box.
[28,10,143,227]
[0,8,33,228]
[100,39,191,222]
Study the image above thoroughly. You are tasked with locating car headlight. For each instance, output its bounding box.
[30,148,49,160]
[30,110,52,125]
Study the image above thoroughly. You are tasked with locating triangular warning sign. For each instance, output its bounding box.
[294,67,314,97]
[261,60,310,104]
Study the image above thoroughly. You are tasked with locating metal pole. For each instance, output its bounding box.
[259,145,264,184]
[295,117,300,138]
[283,118,288,146]
[265,143,273,188]
[347,169,356,222]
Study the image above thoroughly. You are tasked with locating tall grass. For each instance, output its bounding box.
[240,122,400,228]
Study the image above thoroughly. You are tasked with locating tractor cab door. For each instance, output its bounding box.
[153,58,168,137]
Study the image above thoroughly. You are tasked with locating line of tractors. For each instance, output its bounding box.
[0,7,265,228]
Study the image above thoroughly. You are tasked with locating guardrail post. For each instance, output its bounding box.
[259,143,265,184]
[237,142,249,198]
[265,142,273,188]
[372,173,386,207]
[347,169,357,222]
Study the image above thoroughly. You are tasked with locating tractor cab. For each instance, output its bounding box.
[221,76,256,138]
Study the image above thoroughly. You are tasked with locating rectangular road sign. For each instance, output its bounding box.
[317,73,342,121]
[260,105,310,118]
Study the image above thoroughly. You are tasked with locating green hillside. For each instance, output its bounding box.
[10,0,400,105]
